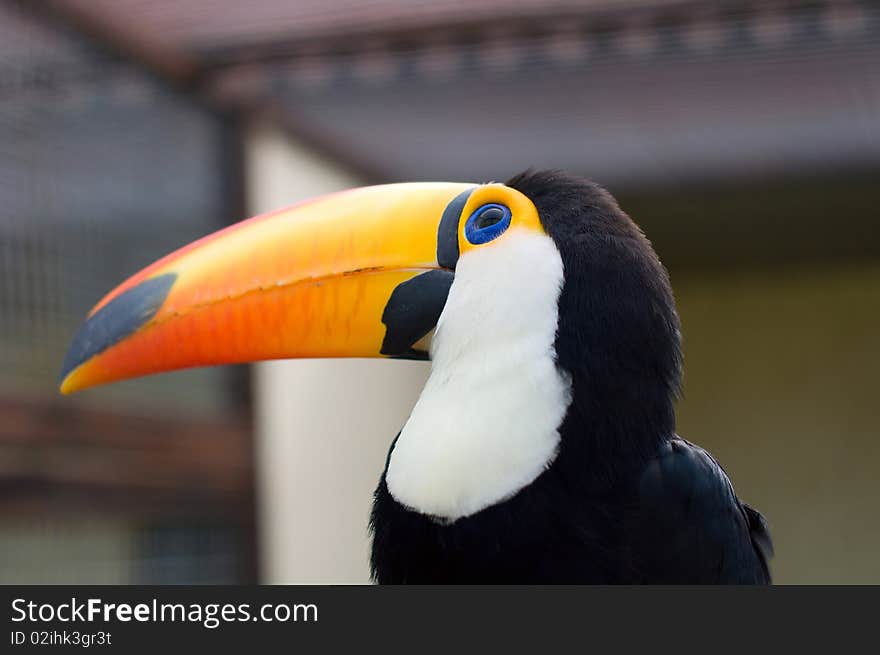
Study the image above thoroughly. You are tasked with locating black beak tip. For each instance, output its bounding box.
[58,273,177,385]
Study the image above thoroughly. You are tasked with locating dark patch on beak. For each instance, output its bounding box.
[59,273,177,383]
[380,269,454,359]
[436,188,473,270]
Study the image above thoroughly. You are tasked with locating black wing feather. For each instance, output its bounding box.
[632,437,772,584]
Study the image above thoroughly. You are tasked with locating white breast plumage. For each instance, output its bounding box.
[385,228,572,521]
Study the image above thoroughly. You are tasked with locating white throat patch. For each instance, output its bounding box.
[385,229,571,522]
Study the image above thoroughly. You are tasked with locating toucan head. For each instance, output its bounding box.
[59,170,681,449]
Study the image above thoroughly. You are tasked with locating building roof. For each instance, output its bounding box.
[20,1,880,185]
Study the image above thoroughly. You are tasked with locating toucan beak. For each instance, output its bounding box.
[59,182,475,394]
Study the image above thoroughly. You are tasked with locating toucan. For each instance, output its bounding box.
[60,169,772,584]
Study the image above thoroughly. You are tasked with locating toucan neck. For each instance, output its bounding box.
[549,341,679,491]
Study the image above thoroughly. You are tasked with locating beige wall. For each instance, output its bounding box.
[673,263,880,583]
[246,124,429,583]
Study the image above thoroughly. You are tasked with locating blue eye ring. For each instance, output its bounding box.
[464,203,512,245]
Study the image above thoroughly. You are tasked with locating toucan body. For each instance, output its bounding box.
[61,170,772,584]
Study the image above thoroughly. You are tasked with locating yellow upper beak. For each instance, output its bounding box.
[59,182,475,394]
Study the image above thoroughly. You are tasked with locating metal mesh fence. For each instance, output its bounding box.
[0,2,250,583]
[0,1,236,414]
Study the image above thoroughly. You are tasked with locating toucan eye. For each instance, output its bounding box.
[464,203,512,245]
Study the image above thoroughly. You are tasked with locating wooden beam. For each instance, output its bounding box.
[8,0,383,181]
[0,397,253,519]
[187,0,710,70]
[17,0,200,87]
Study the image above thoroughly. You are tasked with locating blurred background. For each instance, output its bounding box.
[1,0,878,584]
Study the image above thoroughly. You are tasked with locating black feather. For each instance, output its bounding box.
[630,437,771,583]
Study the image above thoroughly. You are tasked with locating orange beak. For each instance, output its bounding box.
[59,182,476,394]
